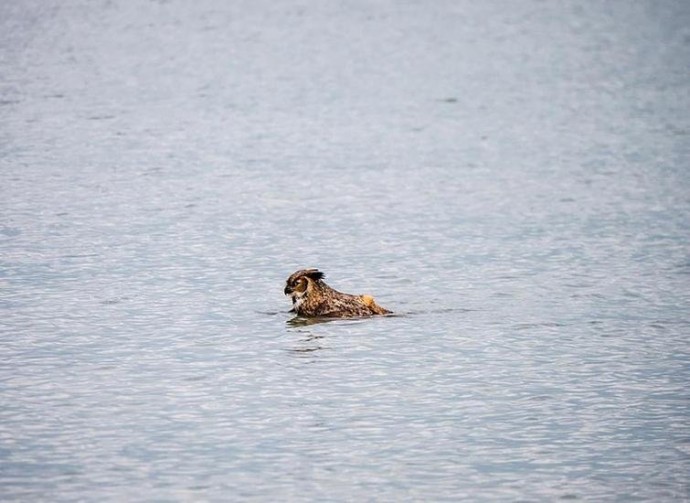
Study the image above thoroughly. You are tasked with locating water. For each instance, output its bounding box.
[2,0,689,501]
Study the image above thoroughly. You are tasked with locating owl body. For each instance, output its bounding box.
[284,269,391,318]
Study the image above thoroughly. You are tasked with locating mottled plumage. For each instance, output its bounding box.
[284,268,391,318]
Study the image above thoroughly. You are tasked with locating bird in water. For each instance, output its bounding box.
[284,268,391,318]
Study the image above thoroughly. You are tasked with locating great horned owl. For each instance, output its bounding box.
[284,268,391,318]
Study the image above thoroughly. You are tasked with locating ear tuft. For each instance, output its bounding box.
[304,269,324,281]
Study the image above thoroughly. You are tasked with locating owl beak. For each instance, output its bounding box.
[284,285,293,295]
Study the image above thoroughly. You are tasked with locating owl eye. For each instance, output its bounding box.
[293,277,308,292]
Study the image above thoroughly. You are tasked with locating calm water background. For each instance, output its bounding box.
[2,1,690,501]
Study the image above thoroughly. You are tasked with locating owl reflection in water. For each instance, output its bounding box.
[284,269,391,318]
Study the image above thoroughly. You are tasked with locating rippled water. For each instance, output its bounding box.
[2,1,690,501]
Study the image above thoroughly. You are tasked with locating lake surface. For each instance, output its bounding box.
[2,1,689,501]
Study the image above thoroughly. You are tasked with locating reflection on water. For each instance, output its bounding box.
[287,316,339,327]
[2,0,690,501]
[286,314,394,327]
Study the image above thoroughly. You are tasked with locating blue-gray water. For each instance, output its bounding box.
[2,1,690,501]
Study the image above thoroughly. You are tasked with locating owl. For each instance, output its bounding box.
[284,268,392,318]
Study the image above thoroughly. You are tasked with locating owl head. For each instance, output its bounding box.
[284,268,324,306]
